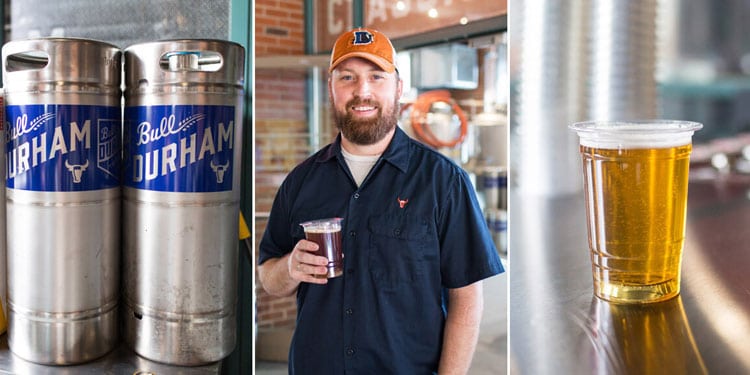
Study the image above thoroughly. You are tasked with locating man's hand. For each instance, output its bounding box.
[287,239,330,284]
[258,239,330,296]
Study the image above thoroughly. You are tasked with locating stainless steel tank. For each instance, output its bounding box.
[122,39,245,365]
[511,0,588,196]
[587,0,658,120]
[2,38,121,364]
[0,89,7,333]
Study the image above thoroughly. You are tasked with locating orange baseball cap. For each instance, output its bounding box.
[329,28,397,73]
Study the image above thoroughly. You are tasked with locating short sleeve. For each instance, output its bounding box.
[437,168,504,288]
[258,178,296,265]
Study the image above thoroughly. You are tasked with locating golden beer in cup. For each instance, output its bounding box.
[570,120,702,303]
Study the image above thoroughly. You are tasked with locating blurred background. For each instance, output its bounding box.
[254,0,508,373]
[511,0,750,198]
[510,0,750,373]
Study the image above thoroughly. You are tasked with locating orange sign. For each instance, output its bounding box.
[366,0,507,39]
[316,0,353,53]
[315,0,507,53]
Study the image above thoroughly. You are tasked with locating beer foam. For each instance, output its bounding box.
[304,227,340,233]
[300,218,343,233]
[570,121,702,149]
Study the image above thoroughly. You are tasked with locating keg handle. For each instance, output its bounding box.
[5,50,49,72]
[160,50,223,72]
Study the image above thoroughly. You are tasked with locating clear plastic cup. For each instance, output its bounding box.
[569,120,702,303]
[300,218,344,279]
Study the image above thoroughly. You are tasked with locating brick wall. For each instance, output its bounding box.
[255,0,304,56]
[254,0,306,331]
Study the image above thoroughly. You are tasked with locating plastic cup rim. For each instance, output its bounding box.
[300,217,344,230]
[569,120,703,148]
[569,120,703,134]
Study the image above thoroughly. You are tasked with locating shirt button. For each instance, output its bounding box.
[345,308,353,315]
[394,229,401,236]
[349,230,356,237]
[346,348,356,356]
[353,193,360,199]
[347,269,354,275]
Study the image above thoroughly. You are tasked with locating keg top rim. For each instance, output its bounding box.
[3,37,119,49]
[124,39,244,52]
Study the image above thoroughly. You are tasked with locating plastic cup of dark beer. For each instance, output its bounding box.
[300,218,344,278]
[569,120,702,304]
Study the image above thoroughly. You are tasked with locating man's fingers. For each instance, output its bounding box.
[289,242,330,283]
[294,241,329,266]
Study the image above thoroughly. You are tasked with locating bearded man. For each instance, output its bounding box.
[258,27,504,374]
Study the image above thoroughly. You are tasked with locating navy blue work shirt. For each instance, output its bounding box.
[259,127,504,374]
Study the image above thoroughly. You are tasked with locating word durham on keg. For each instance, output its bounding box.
[8,118,90,176]
[125,105,235,192]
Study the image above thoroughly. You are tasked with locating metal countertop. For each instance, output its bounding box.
[0,336,220,374]
[509,169,750,374]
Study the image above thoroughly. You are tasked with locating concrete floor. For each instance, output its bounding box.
[255,268,508,374]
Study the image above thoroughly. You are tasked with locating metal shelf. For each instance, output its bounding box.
[0,335,220,374]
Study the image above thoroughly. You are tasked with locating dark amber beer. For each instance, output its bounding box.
[300,218,344,278]
[570,121,702,303]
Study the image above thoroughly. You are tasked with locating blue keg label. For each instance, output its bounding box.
[124,105,235,192]
[482,174,507,189]
[488,218,507,232]
[6,104,121,191]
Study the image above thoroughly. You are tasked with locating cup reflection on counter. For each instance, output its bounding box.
[300,218,344,278]
[584,296,708,374]
[569,120,702,303]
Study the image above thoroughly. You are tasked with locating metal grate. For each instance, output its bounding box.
[10,0,229,47]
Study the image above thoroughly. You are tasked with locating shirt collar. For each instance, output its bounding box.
[315,126,410,173]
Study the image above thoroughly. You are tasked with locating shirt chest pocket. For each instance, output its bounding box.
[367,214,436,288]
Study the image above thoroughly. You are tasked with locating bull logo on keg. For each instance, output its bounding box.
[125,105,236,192]
[210,159,230,183]
[65,159,89,183]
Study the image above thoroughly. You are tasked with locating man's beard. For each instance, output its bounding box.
[333,97,399,145]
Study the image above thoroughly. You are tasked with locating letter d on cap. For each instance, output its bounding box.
[353,31,374,45]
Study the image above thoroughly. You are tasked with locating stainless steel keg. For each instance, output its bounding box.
[2,38,121,364]
[478,166,507,211]
[122,40,245,365]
